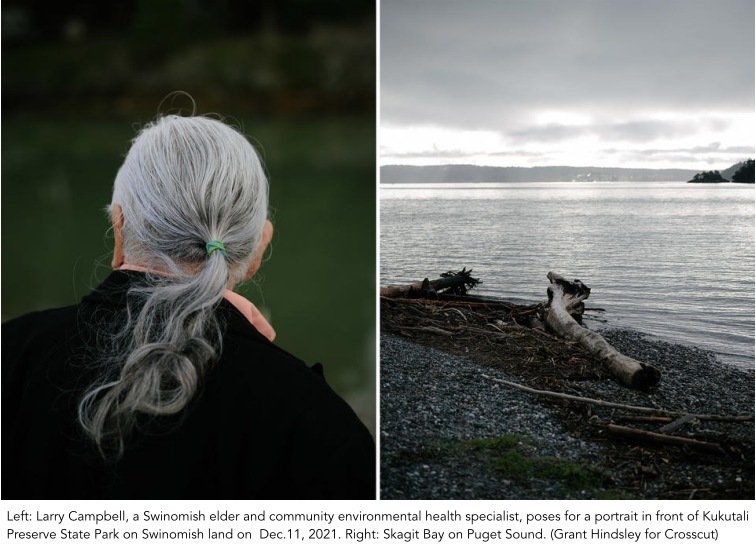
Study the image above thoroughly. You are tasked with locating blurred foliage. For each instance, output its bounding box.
[2,0,374,115]
[1,0,376,432]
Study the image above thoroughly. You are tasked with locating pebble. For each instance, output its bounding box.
[380,329,754,499]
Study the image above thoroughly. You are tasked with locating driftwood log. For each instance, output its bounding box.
[481,375,753,422]
[543,271,661,390]
[380,268,480,298]
[381,268,662,390]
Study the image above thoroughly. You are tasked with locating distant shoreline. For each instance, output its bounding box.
[381,164,696,183]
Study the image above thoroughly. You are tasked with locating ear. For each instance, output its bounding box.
[244,220,273,280]
[111,204,125,269]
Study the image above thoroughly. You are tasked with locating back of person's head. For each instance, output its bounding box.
[112,115,268,281]
[79,115,269,458]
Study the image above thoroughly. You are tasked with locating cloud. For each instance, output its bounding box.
[380,147,543,159]
[635,143,755,156]
[508,119,709,144]
[381,0,755,132]
[381,1,754,167]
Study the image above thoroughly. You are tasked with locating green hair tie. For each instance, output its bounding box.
[206,240,226,256]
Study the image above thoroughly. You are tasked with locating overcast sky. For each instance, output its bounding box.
[381,0,754,169]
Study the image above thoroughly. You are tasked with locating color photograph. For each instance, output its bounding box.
[2,0,376,499]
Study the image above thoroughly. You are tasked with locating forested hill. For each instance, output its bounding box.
[381,165,695,183]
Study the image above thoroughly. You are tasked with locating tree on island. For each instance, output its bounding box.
[688,170,728,183]
[731,159,755,184]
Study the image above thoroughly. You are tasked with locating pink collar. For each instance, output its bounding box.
[116,263,276,342]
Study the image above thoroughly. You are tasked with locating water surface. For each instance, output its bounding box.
[381,182,754,370]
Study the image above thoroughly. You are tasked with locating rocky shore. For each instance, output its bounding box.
[380,325,754,500]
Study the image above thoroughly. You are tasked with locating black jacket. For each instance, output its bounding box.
[2,270,375,499]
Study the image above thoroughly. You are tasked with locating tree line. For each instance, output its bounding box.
[688,160,754,184]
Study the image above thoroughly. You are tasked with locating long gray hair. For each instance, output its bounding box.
[78,115,269,458]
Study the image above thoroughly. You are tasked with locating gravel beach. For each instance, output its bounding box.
[380,328,754,500]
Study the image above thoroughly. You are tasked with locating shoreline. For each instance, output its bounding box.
[588,317,754,374]
[380,324,754,500]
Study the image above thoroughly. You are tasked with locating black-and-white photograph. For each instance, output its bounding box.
[380,0,754,500]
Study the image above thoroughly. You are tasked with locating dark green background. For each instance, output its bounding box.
[2,0,376,432]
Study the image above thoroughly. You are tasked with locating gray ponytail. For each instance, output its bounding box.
[79,115,268,458]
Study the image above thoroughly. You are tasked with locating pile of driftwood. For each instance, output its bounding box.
[382,268,659,389]
[381,269,753,458]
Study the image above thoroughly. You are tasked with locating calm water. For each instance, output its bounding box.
[381,182,755,370]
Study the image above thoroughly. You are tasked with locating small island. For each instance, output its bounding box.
[688,170,728,183]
